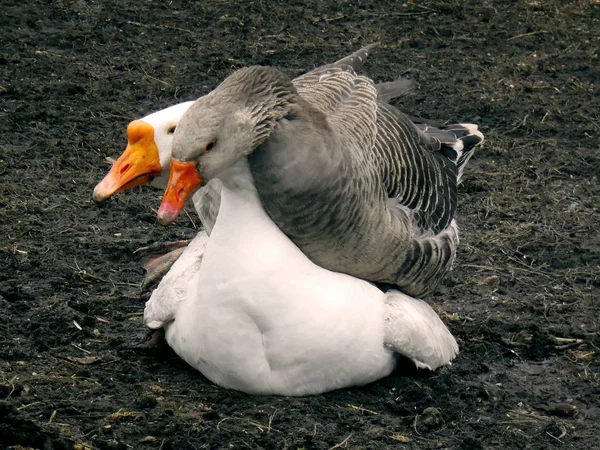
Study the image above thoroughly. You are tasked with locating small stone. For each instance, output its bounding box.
[478,275,500,286]
[547,403,578,417]
[420,407,444,430]
[365,426,386,437]
[391,433,411,443]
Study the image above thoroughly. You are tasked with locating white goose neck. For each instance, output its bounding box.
[210,157,291,248]
[216,158,260,196]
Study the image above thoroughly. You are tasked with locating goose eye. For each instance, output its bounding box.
[167,126,176,135]
[205,141,215,152]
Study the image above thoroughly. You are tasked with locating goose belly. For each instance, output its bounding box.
[164,259,397,396]
[162,169,397,395]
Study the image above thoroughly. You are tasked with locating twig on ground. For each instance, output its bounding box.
[48,410,58,424]
[508,30,550,41]
[347,404,379,415]
[329,433,353,449]
[216,417,279,433]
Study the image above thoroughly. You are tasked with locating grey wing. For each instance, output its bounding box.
[295,46,474,236]
[375,78,416,103]
[294,43,379,86]
[319,42,380,73]
[294,67,380,151]
[293,43,415,105]
[321,72,380,157]
[374,103,465,236]
[292,43,379,101]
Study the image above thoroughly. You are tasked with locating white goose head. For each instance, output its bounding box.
[92,101,194,202]
[157,66,297,225]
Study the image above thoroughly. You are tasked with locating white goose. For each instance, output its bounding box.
[93,101,193,201]
[145,157,458,395]
[91,101,222,285]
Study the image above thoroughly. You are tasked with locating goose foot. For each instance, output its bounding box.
[134,240,191,290]
[133,328,173,359]
[145,328,166,348]
[141,247,187,290]
[134,239,191,257]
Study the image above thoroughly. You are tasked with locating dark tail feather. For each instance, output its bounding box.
[413,122,484,181]
[449,124,484,182]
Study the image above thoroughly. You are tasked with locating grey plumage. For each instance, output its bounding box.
[375,78,416,103]
[192,45,414,235]
[172,47,484,297]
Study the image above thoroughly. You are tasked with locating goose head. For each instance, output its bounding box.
[157,66,297,225]
[92,101,194,202]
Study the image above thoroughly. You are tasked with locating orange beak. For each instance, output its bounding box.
[92,120,162,202]
[157,158,203,225]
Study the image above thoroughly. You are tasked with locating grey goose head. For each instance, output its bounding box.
[157,66,298,225]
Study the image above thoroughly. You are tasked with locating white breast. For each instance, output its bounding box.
[159,160,396,395]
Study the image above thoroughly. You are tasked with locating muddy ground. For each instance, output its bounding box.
[1,0,599,449]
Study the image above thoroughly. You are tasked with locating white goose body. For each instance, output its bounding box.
[145,160,458,396]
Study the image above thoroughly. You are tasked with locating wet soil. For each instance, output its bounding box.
[1,0,599,449]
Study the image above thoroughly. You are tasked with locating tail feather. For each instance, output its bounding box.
[375,77,416,103]
[329,42,380,73]
[414,122,484,182]
[384,291,459,370]
[452,123,484,183]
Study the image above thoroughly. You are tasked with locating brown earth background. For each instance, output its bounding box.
[1,0,599,449]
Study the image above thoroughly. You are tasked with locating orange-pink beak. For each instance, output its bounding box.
[92,120,162,202]
[157,158,203,225]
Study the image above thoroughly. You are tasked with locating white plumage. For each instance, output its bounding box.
[145,159,458,395]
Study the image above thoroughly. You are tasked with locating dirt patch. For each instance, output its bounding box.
[1,0,599,448]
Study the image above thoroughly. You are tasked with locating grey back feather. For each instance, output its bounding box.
[196,45,413,233]
[247,60,483,296]
[193,46,483,297]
